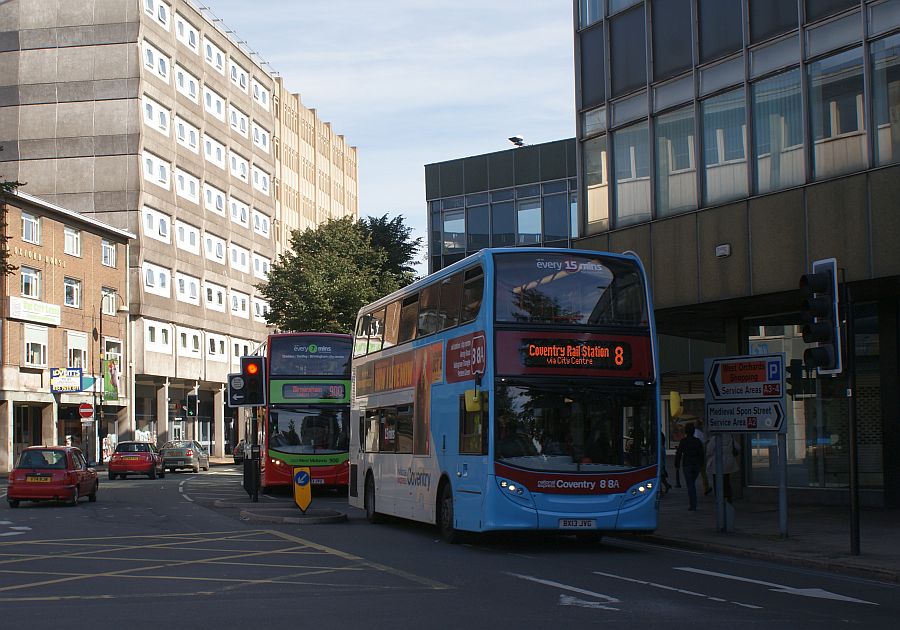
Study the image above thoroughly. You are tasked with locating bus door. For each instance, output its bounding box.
[452,389,488,531]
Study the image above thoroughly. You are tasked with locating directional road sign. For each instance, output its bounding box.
[704,354,786,432]
[293,466,312,513]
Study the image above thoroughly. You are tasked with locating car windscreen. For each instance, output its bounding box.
[268,406,350,454]
[494,252,648,327]
[116,443,150,453]
[163,441,192,449]
[18,450,67,469]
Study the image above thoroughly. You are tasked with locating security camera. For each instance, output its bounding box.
[508,135,525,147]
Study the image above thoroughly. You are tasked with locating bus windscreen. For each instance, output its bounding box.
[494,252,647,327]
[268,336,352,377]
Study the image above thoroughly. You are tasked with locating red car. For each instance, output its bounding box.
[7,446,98,507]
[107,441,165,480]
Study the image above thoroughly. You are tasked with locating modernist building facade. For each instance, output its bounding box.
[425,139,578,273]
[1,190,133,470]
[0,0,357,463]
[572,0,900,506]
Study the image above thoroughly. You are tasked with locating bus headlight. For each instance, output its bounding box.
[495,476,534,505]
[623,479,656,504]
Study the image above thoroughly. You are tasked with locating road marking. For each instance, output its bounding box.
[0,533,25,538]
[9,527,31,531]
[674,567,879,605]
[559,594,619,610]
[593,571,762,610]
[0,522,11,526]
[506,572,620,609]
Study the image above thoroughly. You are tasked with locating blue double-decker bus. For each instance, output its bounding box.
[348,248,660,542]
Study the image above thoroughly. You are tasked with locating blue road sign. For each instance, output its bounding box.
[294,470,310,486]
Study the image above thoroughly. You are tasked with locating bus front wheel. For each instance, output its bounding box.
[438,483,461,544]
[364,475,381,524]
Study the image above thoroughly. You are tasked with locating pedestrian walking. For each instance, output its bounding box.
[706,433,740,502]
[694,420,711,496]
[674,423,705,511]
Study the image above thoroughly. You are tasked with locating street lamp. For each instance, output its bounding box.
[93,291,128,465]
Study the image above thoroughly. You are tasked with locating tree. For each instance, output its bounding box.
[1,172,21,276]
[358,213,423,286]
[259,217,399,333]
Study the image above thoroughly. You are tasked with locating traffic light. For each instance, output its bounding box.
[786,359,804,398]
[186,394,198,417]
[799,258,842,375]
[240,355,266,406]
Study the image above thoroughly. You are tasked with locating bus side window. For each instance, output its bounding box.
[459,395,486,455]
[383,301,400,349]
[460,267,484,324]
[398,295,418,344]
[364,410,380,453]
[417,283,440,337]
[438,273,462,330]
[354,314,372,357]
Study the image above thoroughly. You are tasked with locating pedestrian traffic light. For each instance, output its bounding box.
[186,394,198,417]
[240,355,266,406]
[786,359,804,398]
[799,258,842,375]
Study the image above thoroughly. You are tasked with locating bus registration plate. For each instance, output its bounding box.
[560,519,596,529]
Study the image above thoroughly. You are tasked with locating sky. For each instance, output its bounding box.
[205,0,577,270]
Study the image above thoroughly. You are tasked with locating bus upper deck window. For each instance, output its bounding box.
[438,273,462,330]
[398,295,419,344]
[460,267,484,324]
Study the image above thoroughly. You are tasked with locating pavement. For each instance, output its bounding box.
[4,456,898,583]
[634,482,900,584]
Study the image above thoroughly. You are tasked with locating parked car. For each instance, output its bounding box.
[108,441,164,480]
[7,446,98,507]
[233,440,246,464]
[160,440,210,473]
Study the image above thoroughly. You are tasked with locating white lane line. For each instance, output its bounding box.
[9,527,31,531]
[0,532,25,538]
[178,480,193,502]
[593,571,763,610]
[506,571,620,610]
[0,521,11,525]
[674,567,879,606]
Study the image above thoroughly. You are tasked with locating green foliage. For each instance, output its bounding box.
[359,213,422,286]
[1,176,21,276]
[259,217,400,334]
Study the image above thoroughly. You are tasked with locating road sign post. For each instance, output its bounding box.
[705,354,787,536]
[78,403,93,420]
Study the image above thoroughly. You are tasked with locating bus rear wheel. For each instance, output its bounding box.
[364,475,381,524]
[438,483,462,544]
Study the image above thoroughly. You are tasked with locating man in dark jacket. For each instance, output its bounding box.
[674,423,705,511]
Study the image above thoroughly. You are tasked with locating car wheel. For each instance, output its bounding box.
[8,500,19,508]
[88,482,98,502]
[108,471,115,481]
[364,474,382,524]
[148,466,157,480]
[68,485,79,507]
[193,463,200,474]
[438,483,461,544]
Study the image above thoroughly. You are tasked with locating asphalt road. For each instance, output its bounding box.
[2,465,898,629]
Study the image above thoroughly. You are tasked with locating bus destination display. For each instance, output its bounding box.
[282,383,346,400]
[523,339,632,370]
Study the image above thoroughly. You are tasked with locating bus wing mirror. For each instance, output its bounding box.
[464,389,481,413]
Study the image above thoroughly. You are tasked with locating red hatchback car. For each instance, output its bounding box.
[107,441,165,480]
[7,446,98,508]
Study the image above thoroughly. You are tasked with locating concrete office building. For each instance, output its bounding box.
[0,0,357,462]
[425,138,579,273]
[1,189,133,470]
[571,0,900,506]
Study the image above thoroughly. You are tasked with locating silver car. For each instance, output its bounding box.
[160,440,210,473]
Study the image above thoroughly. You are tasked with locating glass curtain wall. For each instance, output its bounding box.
[655,105,697,216]
[808,47,866,180]
[752,69,805,194]
[872,33,900,166]
[613,120,651,226]
[701,88,748,205]
[584,135,609,233]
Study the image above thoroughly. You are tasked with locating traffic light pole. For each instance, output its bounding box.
[843,276,860,556]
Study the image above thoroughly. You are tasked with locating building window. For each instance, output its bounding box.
[613,120,651,227]
[21,266,40,299]
[67,331,88,369]
[102,288,119,316]
[542,193,569,243]
[442,210,465,254]
[808,47,866,180]
[699,0,743,64]
[580,24,606,109]
[102,239,116,267]
[584,135,609,233]
[655,105,697,217]
[24,324,48,367]
[491,201,516,248]
[610,5,646,97]
[872,33,900,167]
[64,277,81,308]
[63,226,81,256]
[516,199,542,245]
[702,87,747,205]
[22,212,40,244]
[651,0,693,81]
[749,0,798,44]
[578,0,603,28]
[752,68,804,194]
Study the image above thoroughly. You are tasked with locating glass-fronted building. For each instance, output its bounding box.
[425,139,578,273]
[574,0,900,506]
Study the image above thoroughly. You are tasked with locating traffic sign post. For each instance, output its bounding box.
[293,467,312,513]
[78,403,94,420]
[705,353,788,537]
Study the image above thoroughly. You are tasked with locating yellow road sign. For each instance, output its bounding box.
[293,466,312,513]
